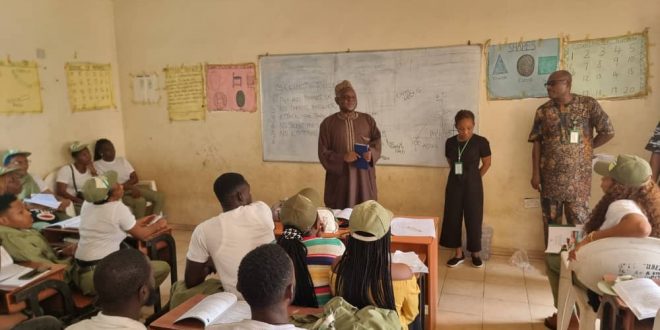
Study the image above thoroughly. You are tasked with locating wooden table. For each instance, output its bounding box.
[0,262,67,314]
[275,216,439,329]
[149,294,323,330]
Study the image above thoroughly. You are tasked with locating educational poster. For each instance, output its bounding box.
[564,31,648,99]
[206,63,257,112]
[65,62,115,112]
[0,60,43,114]
[130,73,160,104]
[487,38,559,100]
[164,64,206,121]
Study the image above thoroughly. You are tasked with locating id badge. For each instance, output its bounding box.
[569,129,580,144]
[454,162,463,175]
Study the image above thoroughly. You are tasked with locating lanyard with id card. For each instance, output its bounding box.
[569,120,580,144]
[455,137,470,175]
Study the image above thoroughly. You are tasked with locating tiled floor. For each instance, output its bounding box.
[146,229,555,329]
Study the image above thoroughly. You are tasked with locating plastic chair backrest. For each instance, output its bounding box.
[572,237,660,294]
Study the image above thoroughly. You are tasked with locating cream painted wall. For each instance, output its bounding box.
[0,0,125,178]
[112,0,660,253]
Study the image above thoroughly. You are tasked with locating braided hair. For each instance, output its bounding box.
[276,225,318,307]
[334,230,395,310]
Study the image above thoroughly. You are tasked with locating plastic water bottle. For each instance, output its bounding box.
[481,225,494,260]
[461,224,494,260]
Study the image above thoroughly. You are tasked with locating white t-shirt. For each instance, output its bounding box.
[207,319,304,330]
[66,312,146,330]
[75,201,136,261]
[94,157,135,184]
[600,199,647,230]
[187,202,275,298]
[56,164,94,196]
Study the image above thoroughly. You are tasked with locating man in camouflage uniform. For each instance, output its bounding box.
[646,121,660,183]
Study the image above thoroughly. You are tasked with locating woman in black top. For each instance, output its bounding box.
[441,110,492,268]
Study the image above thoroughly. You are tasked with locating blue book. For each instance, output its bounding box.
[354,143,369,169]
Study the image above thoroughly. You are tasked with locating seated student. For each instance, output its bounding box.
[55,142,97,215]
[331,200,419,328]
[170,173,275,308]
[3,149,71,224]
[0,194,74,281]
[0,167,22,195]
[209,244,304,330]
[66,248,157,330]
[73,171,170,296]
[92,138,164,218]
[544,154,660,329]
[277,191,345,307]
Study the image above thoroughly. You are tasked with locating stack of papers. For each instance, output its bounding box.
[391,250,429,273]
[46,216,81,229]
[24,194,61,209]
[391,218,435,237]
[612,278,660,320]
[545,225,584,253]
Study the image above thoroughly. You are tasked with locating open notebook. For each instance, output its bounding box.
[0,246,50,289]
[175,292,251,326]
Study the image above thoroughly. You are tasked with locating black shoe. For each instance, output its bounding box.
[471,256,484,268]
[446,256,465,268]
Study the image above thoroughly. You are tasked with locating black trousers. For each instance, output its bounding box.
[440,171,484,252]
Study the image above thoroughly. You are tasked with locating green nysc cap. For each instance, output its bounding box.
[0,166,19,177]
[69,142,88,153]
[280,194,318,232]
[2,149,31,166]
[81,171,118,203]
[594,154,652,187]
[349,200,393,241]
[297,187,324,208]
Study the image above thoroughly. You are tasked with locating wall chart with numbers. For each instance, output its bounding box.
[564,31,648,100]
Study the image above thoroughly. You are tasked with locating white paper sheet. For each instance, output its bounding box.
[391,218,435,237]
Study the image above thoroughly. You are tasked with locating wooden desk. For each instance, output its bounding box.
[275,216,438,329]
[0,262,67,314]
[149,294,323,330]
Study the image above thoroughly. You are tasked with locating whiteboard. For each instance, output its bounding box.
[564,32,648,100]
[260,45,481,167]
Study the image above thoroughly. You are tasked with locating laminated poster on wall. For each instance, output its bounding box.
[487,38,560,100]
[130,72,160,105]
[206,63,256,112]
[163,64,206,121]
[0,60,43,114]
[65,62,115,112]
[563,30,649,100]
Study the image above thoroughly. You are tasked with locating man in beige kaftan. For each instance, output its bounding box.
[318,80,382,209]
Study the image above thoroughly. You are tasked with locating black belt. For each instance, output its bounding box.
[75,258,100,267]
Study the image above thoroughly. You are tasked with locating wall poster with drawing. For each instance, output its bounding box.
[0,60,43,114]
[206,63,257,112]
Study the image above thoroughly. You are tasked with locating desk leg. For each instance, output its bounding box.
[427,243,437,330]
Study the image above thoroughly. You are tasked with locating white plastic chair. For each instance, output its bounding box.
[557,251,576,330]
[566,237,660,330]
[42,171,76,217]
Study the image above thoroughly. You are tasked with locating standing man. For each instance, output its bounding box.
[318,80,382,209]
[645,121,660,183]
[529,70,615,242]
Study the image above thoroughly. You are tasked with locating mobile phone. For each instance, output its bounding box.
[18,266,49,280]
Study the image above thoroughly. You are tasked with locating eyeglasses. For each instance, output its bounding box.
[544,79,568,87]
